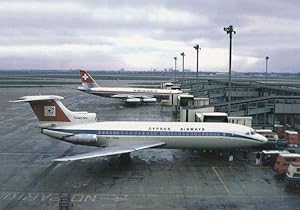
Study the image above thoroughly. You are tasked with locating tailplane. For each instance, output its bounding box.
[79,69,99,90]
[10,95,97,128]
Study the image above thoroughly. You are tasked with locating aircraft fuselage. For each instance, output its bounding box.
[41,121,267,149]
[78,86,182,100]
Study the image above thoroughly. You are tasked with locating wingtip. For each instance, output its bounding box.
[52,158,70,162]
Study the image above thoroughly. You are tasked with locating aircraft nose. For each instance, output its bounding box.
[258,134,268,143]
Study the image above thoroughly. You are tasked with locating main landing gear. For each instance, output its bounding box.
[120,152,131,162]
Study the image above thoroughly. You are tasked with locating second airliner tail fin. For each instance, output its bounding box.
[79,69,99,89]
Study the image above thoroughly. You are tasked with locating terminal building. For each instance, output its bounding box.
[175,78,300,129]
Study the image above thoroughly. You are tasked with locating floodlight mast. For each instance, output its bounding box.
[193,44,201,81]
[180,52,185,79]
[224,25,236,116]
[174,57,177,84]
[265,56,269,81]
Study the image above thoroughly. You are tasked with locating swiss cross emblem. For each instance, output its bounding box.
[82,74,89,81]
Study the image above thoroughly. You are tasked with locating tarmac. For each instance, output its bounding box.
[0,83,300,210]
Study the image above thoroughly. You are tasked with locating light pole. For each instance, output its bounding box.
[265,56,269,82]
[180,52,185,79]
[224,25,236,116]
[193,44,201,81]
[174,57,177,84]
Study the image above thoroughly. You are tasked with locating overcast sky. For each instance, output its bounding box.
[1,0,300,72]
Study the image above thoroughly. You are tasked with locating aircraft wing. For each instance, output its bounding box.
[111,94,153,98]
[53,141,165,162]
[111,94,157,103]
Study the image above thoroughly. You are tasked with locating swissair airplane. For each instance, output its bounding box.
[10,95,268,162]
[78,69,183,104]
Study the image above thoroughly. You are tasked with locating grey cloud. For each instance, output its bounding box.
[240,48,300,73]
[0,52,125,70]
[1,0,300,71]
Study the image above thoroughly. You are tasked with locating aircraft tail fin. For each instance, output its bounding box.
[79,69,99,89]
[10,95,97,128]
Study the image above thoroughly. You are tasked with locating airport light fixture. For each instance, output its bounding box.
[265,56,269,82]
[193,44,201,81]
[174,57,177,84]
[224,25,236,116]
[180,52,185,79]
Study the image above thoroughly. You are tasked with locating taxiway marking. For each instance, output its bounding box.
[212,166,230,194]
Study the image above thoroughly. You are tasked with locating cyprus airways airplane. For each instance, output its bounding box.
[10,95,267,161]
[78,69,183,104]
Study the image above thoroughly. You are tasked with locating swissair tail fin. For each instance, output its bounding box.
[10,95,96,128]
[79,69,99,89]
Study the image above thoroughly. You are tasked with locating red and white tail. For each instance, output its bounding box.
[79,69,99,89]
[10,95,96,128]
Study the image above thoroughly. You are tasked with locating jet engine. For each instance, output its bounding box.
[125,98,141,104]
[62,134,97,145]
[141,98,157,103]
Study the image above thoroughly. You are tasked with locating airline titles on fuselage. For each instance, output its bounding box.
[148,127,205,131]
[133,89,159,93]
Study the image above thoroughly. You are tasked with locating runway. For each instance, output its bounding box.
[0,84,300,210]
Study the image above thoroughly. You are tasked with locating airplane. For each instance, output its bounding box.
[10,95,268,162]
[78,69,183,104]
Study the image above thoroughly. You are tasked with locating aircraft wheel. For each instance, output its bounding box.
[120,153,131,162]
[228,154,234,162]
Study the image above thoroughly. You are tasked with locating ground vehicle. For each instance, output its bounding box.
[274,154,300,174]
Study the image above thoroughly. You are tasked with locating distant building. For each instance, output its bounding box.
[215,72,227,76]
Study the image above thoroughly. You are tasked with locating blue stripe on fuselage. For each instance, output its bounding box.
[46,128,263,143]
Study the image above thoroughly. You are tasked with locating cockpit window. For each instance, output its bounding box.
[246,129,256,135]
